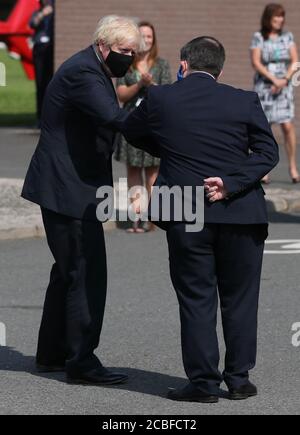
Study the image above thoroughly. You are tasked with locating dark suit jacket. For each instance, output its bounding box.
[22,45,126,220]
[122,72,280,226]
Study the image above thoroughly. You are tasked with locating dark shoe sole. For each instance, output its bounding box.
[36,365,65,373]
[167,395,219,404]
[66,376,128,386]
[229,391,257,401]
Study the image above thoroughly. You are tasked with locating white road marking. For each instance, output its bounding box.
[0,322,6,346]
[265,239,300,254]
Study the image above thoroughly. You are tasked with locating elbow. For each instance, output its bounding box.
[119,96,129,105]
[274,151,280,167]
[267,138,280,169]
[117,94,126,104]
[270,148,280,169]
[274,142,280,166]
[116,89,128,104]
[251,61,260,72]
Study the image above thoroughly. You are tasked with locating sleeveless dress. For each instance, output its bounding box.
[250,31,295,124]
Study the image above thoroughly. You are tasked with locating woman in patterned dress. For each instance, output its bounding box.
[250,3,300,184]
[116,21,172,232]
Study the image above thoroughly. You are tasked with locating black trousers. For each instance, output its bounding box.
[33,43,54,122]
[166,222,268,394]
[37,208,107,377]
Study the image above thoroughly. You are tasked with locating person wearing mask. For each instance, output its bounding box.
[22,15,142,386]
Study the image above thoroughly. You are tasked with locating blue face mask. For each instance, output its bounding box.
[177,65,184,81]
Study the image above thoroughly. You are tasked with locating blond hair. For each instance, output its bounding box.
[94,15,144,52]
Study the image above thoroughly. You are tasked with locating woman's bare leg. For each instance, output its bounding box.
[127,165,145,232]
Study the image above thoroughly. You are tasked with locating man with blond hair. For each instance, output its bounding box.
[22,16,142,386]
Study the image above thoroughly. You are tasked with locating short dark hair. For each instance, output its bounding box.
[180,36,225,78]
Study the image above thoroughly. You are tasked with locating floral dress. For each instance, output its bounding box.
[115,57,172,167]
[250,31,295,124]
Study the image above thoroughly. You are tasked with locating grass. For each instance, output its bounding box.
[0,48,36,127]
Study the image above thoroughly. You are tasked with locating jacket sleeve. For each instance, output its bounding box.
[120,92,161,158]
[68,68,128,130]
[222,93,279,197]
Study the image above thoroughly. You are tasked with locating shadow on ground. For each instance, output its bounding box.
[0,346,229,400]
[267,208,300,224]
[0,346,185,399]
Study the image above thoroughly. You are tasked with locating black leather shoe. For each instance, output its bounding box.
[167,383,219,404]
[229,382,257,400]
[67,368,128,386]
[36,363,65,373]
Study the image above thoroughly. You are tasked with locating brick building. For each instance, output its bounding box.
[56,0,300,138]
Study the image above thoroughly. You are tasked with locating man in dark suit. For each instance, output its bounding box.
[22,16,142,385]
[122,36,279,403]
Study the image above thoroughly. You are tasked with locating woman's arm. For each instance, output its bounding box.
[117,82,143,104]
[251,47,287,91]
[117,74,153,104]
[251,48,277,83]
[286,43,299,81]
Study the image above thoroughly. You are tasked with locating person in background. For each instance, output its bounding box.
[116,21,172,233]
[30,0,55,126]
[250,3,299,184]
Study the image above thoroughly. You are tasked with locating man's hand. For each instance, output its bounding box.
[204,177,228,202]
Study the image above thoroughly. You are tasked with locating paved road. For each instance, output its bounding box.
[0,127,299,189]
[0,128,127,181]
[0,216,300,415]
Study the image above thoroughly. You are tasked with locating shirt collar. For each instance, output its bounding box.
[189,71,216,80]
[92,44,112,78]
[93,44,104,65]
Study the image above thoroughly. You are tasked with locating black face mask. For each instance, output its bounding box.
[105,50,134,77]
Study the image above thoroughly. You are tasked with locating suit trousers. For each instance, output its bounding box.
[37,207,107,377]
[166,222,268,394]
